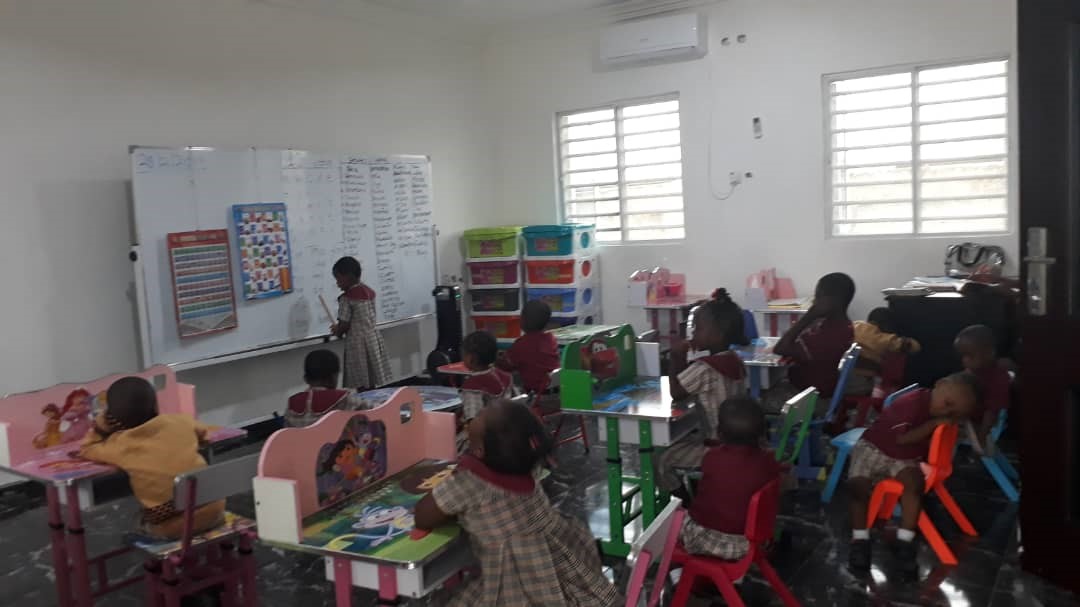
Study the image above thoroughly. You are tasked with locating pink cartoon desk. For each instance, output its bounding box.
[0,365,245,607]
[254,387,469,607]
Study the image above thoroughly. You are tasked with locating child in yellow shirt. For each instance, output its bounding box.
[80,377,225,539]
[848,307,921,396]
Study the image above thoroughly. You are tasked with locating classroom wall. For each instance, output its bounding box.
[480,0,1018,326]
[0,0,487,458]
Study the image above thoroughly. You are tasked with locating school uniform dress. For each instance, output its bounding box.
[973,364,1011,420]
[680,444,782,560]
[284,387,369,427]
[762,317,854,414]
[459,368,517,421]
[500,331,560,394]
[657,351,747,492]
[849,387,934,482]
[338,283,392,390]
[80,414,225,539]
[431,455,623,607]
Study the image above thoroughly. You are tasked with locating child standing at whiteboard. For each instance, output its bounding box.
[331,257,392,391]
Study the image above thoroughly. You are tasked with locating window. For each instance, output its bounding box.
[827,59,1010,237]
[557,96,684,243]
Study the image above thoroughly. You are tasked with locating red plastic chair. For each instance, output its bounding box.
[670,479,799,607]
[864,423,977,566]
[844,353,907,428]
[529,370,590,452]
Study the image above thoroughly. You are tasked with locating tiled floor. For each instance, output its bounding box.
[1,430,1077,606]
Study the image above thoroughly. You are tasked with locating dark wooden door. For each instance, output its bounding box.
[1018,0,1080,592]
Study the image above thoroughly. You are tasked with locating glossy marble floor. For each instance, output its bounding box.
[1,428,1077,607]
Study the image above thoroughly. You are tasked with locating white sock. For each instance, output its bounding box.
[897,529,915,542]
[852,529,869,541]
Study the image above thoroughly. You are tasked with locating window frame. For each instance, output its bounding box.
[555,92,685,245]
[822,56,1013,240]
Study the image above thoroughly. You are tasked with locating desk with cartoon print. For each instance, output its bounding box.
[357,385,462,412]
[559,325,696,557]
[255,388,467,607]
[0,366,246,607]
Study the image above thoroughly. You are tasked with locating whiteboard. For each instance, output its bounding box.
[131,147,436,369]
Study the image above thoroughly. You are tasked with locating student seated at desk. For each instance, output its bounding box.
[848,307,921,396]
[847,373,980,574]
[459,331,516,451]
[681,397,782,560]
[497,300,559,395]
[955,324,1011,452]
[763,272,856,414]
[285,349,369,427]
[80,377,225,540]
[658,289,749,497]
[415,400,623,607]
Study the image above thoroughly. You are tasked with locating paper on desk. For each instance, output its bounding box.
[767,298,808,309]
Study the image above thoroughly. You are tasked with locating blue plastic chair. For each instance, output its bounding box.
[788,344,860,481]
[742,309,759,340]
[820,382,920,503]
[980,410,1019,502]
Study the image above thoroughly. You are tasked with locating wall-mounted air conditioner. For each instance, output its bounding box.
[596,12,708,71]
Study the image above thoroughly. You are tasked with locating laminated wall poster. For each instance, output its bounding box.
[232,203,294,300]
[167,230,239,338]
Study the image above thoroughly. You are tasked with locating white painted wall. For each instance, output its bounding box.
[481,0,1018,328]
[0,0,487,437]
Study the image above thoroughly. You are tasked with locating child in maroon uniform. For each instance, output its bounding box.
[954,324,1011,452]
[765,273,856,414]
[498,301,560,394]
[458,331,516,452]
[285,349,367,427]
[847,372,980,574]
[680,397,781,560]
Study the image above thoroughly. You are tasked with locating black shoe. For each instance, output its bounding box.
[848,539,871,572]
[892,539,919,578]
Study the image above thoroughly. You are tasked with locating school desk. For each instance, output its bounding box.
[356,385,462,412]
[435,361,473,387]
[0,366,246,607]
[255,388,463,607]
[548,323,623,346]
[734,337,789,398]
[567,377,696,558]
[639,298,706,349]
[752,305,809,337]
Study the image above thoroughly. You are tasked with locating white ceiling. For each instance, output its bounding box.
[358,0,620,26]
[266,0,721,29]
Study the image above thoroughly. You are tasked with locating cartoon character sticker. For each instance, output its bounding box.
[316,418,388,505]
[580,338,620,380]
[59,389,93,443]
[33,404,63,449]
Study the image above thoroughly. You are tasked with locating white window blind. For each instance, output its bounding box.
[828,59,1010,237]
[558,96,685,243]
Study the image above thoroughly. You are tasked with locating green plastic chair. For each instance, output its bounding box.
[773,387,819,466]
[674,388,817,496]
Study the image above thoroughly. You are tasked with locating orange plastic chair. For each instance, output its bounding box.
[864,423,977,566]
[670,479,799,607]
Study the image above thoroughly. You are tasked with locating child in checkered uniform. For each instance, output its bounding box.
[847,372,980,575]
[658,288,750,496]
[331,257,392,391]
[680,396,782,560]
[415,400,622,607]
[457,331,516,452]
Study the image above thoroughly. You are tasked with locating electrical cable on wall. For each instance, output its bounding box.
[704,30,746,201]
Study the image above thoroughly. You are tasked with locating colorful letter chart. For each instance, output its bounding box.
[167,230,239,338]
[232,203,294,300]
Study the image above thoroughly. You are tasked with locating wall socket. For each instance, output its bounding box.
[729,171,743,187]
